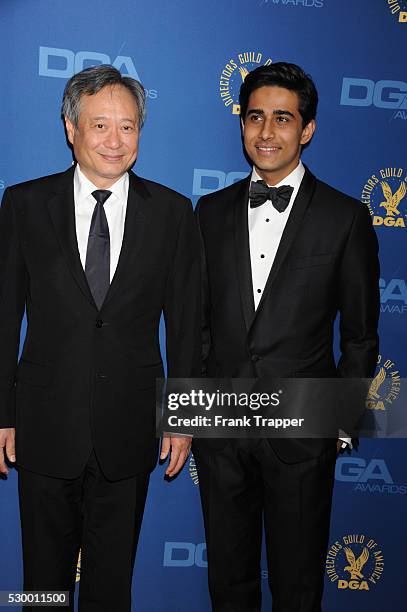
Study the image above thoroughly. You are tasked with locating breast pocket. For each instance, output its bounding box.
[289,253,332,270]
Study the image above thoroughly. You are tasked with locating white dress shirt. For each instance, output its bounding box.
[74,165,128,282]
[248,161,350,449]
[249,161,305,310]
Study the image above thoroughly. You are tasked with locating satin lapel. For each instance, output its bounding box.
[234,176,255,331]
[249,168,317,330]
[102,172,150,306]
[46,167,95,306]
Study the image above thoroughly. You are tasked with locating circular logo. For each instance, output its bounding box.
[189,454,199,485]
[366,354,401,411]
[326,534,384,591]
[76,550,81,582]
[386,0,407,22]
[361,166,407,229]
[219,51,272,115]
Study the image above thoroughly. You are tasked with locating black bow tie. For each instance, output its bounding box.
[249,180,294,212]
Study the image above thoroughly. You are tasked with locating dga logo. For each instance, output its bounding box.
[163,542,207,567]
[326,534,384,591]
[361,167,407,228]
[336,457,407,494]
[192,168,248,196]
[336,458,392,484]
[340,78,407,120]
[366,354,401,411]
[386,0,407,22]
[189,454,199,485]
[380,277,407,314]
[76,550,81,582]
[219,52,272,115]
[39,46,140,79]
[38,46,158,99]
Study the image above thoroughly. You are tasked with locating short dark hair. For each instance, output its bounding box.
[62,64,146,128]
[239,62,318,127]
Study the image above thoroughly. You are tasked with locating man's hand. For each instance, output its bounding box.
[160,434,192,478]
[0,428,16,476]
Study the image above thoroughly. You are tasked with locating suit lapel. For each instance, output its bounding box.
[102,171,151,306]
[249,167,317,330]
[46,167,96,306]
[47,168,151,310]
[234,176,256,331]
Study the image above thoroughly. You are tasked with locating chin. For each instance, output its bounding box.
[99,167,125,178]
[255,163,278,173]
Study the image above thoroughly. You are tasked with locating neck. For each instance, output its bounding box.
[254,160,300,186]
[78,165,126,189]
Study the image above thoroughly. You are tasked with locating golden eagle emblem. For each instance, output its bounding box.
[344,546,369,580]
[238,66,249,82]
[379,180,406,217]
[76,549,81,582]
[367,367,386,400]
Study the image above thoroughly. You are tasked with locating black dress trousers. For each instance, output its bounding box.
[18,450,149,611]
[193,439,336,612]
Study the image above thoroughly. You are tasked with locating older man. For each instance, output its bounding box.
[0,65,200,610]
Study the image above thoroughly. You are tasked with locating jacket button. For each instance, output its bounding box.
[96,373,107,379]
[251,354,260,362]
[96,319,103,328]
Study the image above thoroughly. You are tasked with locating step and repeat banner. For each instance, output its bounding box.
[0,1,406,610]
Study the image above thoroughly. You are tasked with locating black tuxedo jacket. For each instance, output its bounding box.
[194,167,380,462]
[0,167,201,480]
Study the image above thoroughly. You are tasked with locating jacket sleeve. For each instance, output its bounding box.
[195,198,211,377]
[0,188,28,427]
[336,203,380,378]
[163,199,201,379]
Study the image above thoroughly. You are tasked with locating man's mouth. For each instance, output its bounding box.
[100,154,124,162]
[255,146,281,153]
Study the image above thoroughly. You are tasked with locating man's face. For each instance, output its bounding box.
[65,84,140,188]
[241,85,315,185]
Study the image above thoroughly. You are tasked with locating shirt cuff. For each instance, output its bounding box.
[339,437,352,449]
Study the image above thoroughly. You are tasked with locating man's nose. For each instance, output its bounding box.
[259,118,275,140]
[104,127,122,148]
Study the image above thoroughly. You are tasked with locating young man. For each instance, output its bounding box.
[0,65,200,611]
[193,63,379,612]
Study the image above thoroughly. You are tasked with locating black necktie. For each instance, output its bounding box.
[249,180,294,212]
[85,189,112,310]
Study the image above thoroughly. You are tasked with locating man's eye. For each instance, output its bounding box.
[96,123,105,129]
[122,125,134,132]
[276,116,289,123]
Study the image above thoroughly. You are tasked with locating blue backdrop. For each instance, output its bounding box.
[0,1,406,610]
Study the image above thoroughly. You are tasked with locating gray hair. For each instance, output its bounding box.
[61,64,146,128]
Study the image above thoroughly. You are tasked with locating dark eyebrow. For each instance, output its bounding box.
[246,108,264,117]
[91,116,136,123]
[245,108,295,119]
[273,109,295,118]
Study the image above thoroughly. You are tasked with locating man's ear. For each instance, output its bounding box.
[240,117,245,134]
[300,119,316,146]
[65,117,75,146]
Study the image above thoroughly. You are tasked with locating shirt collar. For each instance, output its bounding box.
[251,160,305,191]
[74,165,129,204]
